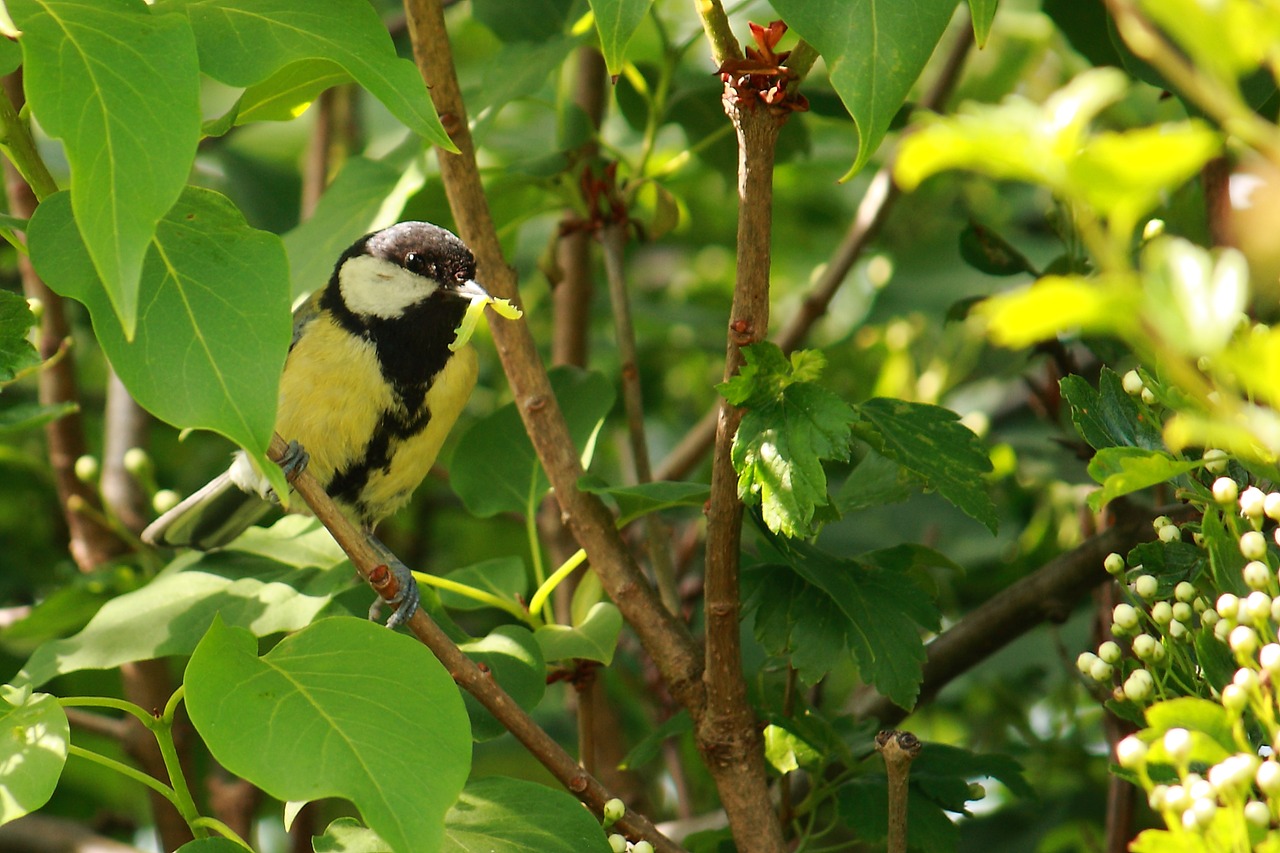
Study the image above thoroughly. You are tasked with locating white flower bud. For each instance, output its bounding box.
[1098,641,1121,664]
[602,798,625,827]
[1241,530,1268,560]
[1164,783,1190,813]
[152,489,181,515]
[1259,760,1280,795]
[1141,387,1156,405]
[1124,669,1154,701]
[633,842,655,853]
[1117,735,1148,768]
[122,447,151,477]
[1223,683,1249,712]
[1135,575,1159,599]
[1267,493,1280,521]
[1215,618,1233,641]
[1122,370,1144,395]
[608,835,628,853]
[1243,560,1271,590]
[1203,448,1229,474]
[1158,524,1181,543]
[1090,659,1114,681]
[1242,486,1267,518]
[1245,800,1270,827]
[1077,652,1099,673]
[1151,601,1173,624]
[1174,581,1196,602]
[1214,477,1240,504]
[1172,602,1193,623]
[1231,625,1259,655]
[1261,643,1280,675]
[1149,785,1169,811]
[1113,603,1140,630]
[1189,796,1217,828]
[1165,728,1193,763]
[1133,634,1158,660]
[1234,668,1260,692]
[1217,593,1242,619]
[1104,552,1125,576]
[1202,608,1219,627]
[1168,619,1187,639]
[1247,591,1273,623]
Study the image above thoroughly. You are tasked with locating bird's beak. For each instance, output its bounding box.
[452,279,490,302]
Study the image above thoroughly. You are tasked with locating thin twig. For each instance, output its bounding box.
[876,730,922,853]
[401,0,706,714]
[267,435,686,853]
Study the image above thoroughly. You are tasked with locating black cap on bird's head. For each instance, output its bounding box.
[334,221,489,320]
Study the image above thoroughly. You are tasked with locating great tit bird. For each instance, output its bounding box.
[142,221,488,627]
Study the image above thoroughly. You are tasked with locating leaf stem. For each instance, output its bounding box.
[528,548,589,618]
[0,86,57,201]
[66,744,186,813]
[414,571,533,623]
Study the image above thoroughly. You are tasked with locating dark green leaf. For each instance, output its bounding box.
[186,618,471,853]
[578,478,710,526]
[0,402,78,435]
[1194,629,1235,694]
[1060,368,1167,451]
[958,222,1037,277]
[472,0,573,42]
[912,744,1033,802]
[837,779,959,853]
[438,557,528,612]
[590,0,653,75]
[854,398,997,532]
[619,711,691,770]
[833,450,917,513]
[1125,541,1205,598]
[453,367,615,518]
[11,0,201,335]
[442,777,612,853]
[744,565,849,686]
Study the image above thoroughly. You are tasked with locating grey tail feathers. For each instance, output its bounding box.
[141,471,274,550]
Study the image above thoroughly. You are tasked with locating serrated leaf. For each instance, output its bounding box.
[171,0,449,149]
[772,0,956,179]
[534,601,622,665]
[578,478,710,526]
[1086,447,1199,511]
[590,0,652,76]
[11,0,201,336]
[28,188,292,503]
[453,367,615,518]
[16,527,349,688]
[911,744,1032,802]
[722,344,853,538]
[854,398,997,533]
[0,290,36,384]
[458,625,545,741]
[967,0,999,48]
[833,450,917,513]
[0,691,67,824]
[744,565,848,686]
[442,777,612,853]
[837,780,959,853]
[186,618,471,853]
[438,557,528,612]
[1060,368,1165,451]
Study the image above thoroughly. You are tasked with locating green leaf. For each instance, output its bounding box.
[763,723,821,774]
[474,36,579,119]
[0,290,36,384]
[534,601,622,665]
[744,565,849,686]
[442,777,612,853]
[174,841,251,853]
[833,450,917,513]
[977,274,1140,349]
[16,523,349,688]
[204,58,352,136]
[314,817,389,853]
[771,0,956,179]
[912,744,1033,803]
[590,0,652,76]
[1060,368,1165,451]
[967,0,999,48]
[758,536,938,708]
[1141,698,1235,766]
[0,691,68,824]
[619,711,691,770]
[837,779,959,853]
[11,0,201,336]
[438,557,528,612]
[579,478,711,526]
[1085,447,1200,511]
[283,142,427,300]
[458,625,546,741]
[187,618,470,853]
[0,402,78,434]
[958,222,1037,277]
[472,0,573,42]
[453,367,615,518]
[28,188,292,503]
[721,344,853,538]
[171,0,450,149]
[854,398,997,533]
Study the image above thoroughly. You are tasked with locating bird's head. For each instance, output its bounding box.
[334,221,488,319]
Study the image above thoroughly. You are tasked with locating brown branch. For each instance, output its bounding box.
[876,730,922,853]
[267,435,685,853]
[696,81,786,852]
[401,0,706,713]
[849,508,1161,724]
[654,27,973,483]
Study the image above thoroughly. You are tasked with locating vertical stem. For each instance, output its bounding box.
[699,91,785,851]
[877,730,922,853]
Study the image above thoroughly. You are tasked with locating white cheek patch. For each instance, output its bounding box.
[338,254,439,319]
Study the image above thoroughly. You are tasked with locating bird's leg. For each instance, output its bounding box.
[277,440,311,481]
[365,531,420,629]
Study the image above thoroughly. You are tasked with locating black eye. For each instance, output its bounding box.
[454,270,469,283]
[404,252,429,275]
